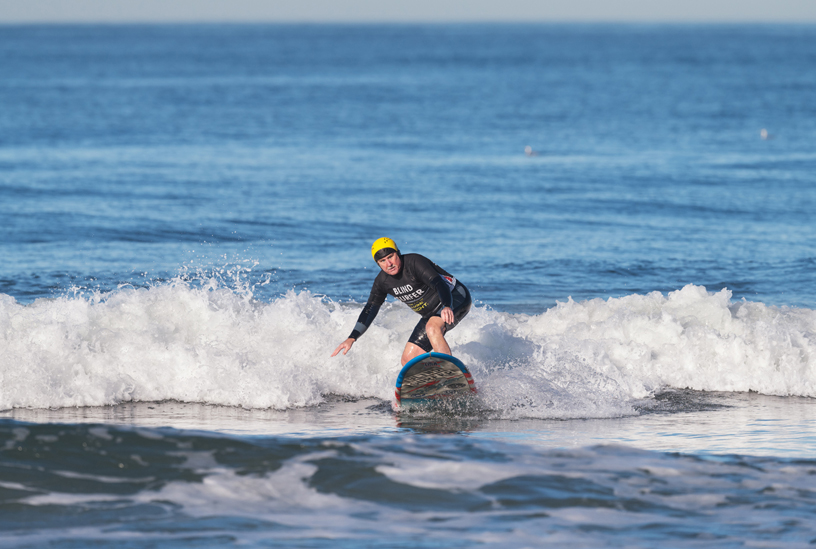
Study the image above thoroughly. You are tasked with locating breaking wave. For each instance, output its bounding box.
[1,280,814,418]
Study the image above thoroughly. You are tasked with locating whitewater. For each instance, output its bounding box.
[2,279,813,416]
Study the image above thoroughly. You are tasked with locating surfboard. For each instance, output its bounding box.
[394,352,477,406]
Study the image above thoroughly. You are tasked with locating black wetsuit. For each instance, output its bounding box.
[349,253,471,352]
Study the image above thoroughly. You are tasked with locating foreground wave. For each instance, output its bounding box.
[0,282,814,417]
[1,421,815,547]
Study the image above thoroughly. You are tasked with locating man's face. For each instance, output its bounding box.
[376,252,402,276]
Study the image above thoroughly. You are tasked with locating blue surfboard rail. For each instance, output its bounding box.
[394,352,476,405]
[396,352,469,388]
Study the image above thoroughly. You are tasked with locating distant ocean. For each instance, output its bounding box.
[1,24,815,547]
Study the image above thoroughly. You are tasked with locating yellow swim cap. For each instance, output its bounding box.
[371,237,400,261]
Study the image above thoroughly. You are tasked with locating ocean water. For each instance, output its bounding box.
[1,23,815,547]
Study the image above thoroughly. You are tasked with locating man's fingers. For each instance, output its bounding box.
[332,340,353,357]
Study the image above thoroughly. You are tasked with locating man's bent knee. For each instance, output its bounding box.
[425,317,446,335]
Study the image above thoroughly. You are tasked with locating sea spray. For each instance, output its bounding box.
[1,283,814,416]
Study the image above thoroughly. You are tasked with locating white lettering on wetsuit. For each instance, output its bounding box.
[392,284,427,305]
[395,286,426,303]
[348,253,462,340]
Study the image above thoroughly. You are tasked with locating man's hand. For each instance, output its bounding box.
[440,307,454,325]
[331,338,355,357]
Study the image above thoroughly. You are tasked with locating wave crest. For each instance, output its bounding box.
[1,283,814,417]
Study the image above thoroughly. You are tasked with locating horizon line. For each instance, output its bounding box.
[2,19,815,25]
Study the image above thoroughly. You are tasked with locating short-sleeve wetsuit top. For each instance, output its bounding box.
[348,253,464,340]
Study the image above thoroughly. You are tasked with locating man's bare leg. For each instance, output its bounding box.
[400,317,451,365]
[401,342,427,366]
[424,316,451,355]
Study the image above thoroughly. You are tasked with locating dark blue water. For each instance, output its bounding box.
[1,24,816,547]
[1,24,815,310]
[3,420,816,548]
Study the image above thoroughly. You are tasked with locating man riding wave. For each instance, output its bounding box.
[332,237,472,366]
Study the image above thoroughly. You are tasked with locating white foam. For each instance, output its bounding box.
[1,283,814,417]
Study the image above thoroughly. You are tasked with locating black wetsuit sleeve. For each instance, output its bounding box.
[411,255,454,310]
[430,275,454,309]
[349,278,388,340]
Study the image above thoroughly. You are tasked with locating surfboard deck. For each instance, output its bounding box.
[394,352,477,407]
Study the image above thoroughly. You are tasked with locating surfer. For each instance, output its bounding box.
[331,237,472,366]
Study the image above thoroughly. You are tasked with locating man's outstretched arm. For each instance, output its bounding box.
[331,301,381,357]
